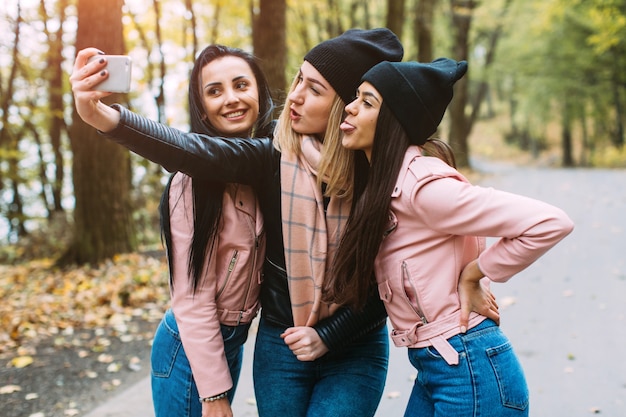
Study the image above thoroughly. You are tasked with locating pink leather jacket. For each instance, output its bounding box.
[168,172,264,396]
[375,147,574,365]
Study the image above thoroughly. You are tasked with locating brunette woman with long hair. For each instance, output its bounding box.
[151,44,273,417]
[327,58,574,416]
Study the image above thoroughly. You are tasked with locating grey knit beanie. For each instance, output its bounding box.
[362,58,468,145]
[304,28,404,104]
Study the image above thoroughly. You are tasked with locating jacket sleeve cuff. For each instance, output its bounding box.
[313,294,387,351]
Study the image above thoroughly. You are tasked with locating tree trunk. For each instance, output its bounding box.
[611,52,624,147]
[184,0,198,59]
[152,0,167,123]
[414,0,436,62]
[467,0,511,126]
[61,0,136,266]
[448,0,474,168]
[561,98,574,167]
[386,0,406,41]
[579,109,589,167]
[252,0,287,105]
[449,0,511,168]
[0,2,26,239]
[41,0,69,214]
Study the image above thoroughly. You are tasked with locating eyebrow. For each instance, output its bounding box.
[299,70,329,91]
[204,75,250,90]
[361,90,381,104]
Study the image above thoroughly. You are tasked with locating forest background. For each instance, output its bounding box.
[1,0,625,412]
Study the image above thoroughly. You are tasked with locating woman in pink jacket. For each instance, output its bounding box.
[326,58,574,416]
[151,44,273,417]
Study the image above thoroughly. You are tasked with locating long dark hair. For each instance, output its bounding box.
[325,103,409,309]
[325,103,456,310]
[160,44,274,294]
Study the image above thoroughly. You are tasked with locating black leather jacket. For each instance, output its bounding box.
[106,105,387,351]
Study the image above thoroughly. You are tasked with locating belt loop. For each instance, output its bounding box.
[430,335,459,365]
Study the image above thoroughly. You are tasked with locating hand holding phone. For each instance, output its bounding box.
[88,55,132,93]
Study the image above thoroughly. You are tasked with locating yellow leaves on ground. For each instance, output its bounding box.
[10,355,34,368]
[0,253,169,354]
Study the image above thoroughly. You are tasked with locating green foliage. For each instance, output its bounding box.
[285,0,389,77]
[590,142,626,167]
[490,0,626,164]
[3,0,626,248]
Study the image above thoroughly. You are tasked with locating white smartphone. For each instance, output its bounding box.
[88,55,132,93]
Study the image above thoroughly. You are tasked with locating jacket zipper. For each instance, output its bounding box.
[237,216,259,325]
[402,261,428,324]
[266,257,287,273]
[216,250,239,300]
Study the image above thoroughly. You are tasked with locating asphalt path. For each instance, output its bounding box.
[84,160,626,417]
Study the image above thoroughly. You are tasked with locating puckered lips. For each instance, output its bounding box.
[289,106,302,121]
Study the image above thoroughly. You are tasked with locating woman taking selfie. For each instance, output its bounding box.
[70,29,431,417]
[151,44,273,417]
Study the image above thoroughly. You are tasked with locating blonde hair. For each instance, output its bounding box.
[274,73,354,199]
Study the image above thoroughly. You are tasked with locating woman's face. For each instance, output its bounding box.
[341,81,381,161]
[200,56,260,137]
[287,61,336,137]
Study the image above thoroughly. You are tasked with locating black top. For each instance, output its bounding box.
[105,105,387,351]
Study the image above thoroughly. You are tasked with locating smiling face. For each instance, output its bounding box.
[199,55,260,137]
[340,81,381,161]
[287,60,336,138]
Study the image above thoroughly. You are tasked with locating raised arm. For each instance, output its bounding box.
[70,48,121,132]
[415,176,574,281]
[105,105,276,186]
[70,49,277,187]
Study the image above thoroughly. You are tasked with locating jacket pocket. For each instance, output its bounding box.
[216,250,239,300]
[486,341,529,411]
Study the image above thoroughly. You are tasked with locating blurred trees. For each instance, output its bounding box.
[1,0,625,259]
[492,0,626,167]
[0,2,25,240]
[61,0,136,265]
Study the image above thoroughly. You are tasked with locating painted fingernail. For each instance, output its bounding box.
[100,70,106,76]
[99,58,105,64]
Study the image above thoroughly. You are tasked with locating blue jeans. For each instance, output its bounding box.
[404,319,529,417]
[253,317,389,417]
[150,308,251,417]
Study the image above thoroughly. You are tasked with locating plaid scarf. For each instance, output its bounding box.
[280,136,350,326]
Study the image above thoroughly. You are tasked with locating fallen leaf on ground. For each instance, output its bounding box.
[0,254,169,355]
[97,353,114,363]
[10,355,34,368]
[0,385,22,394]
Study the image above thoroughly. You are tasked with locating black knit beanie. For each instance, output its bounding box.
[304,28,404,104]
[362,58,468,146]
